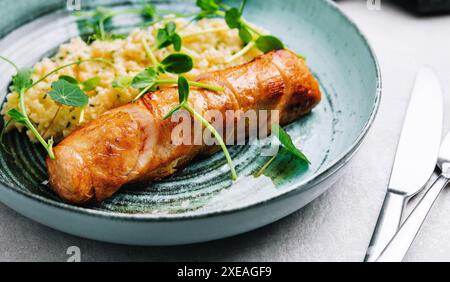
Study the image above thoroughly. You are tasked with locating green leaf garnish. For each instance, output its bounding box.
[225,8,241,29]
[48,79,89,107]
[177,76,190,103]
[59,75,79,85]
[112,76,133,89]
[132,68,158,89]
[58,75,100,91]
[142,3,157,19]
[87,7,115,41]
[164,76,237,180]
[130,52,222,102]
[81,76,101,91]
[156,22,183,52]
[255,124,310,177]
[238,27,253,44]
[159,53,193,74]
[1,57,112,159]
[75,3,160,42]
[272,124,310,164]
[195,0,222,19]
[255,35,285,53]
[7,108,27,126]
[12,68,33,93]
[197,0,221,12]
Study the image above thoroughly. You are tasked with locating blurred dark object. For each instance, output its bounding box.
[392,0,450,14]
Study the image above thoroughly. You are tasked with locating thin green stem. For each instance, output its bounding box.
[214,10,263,38]
[141,38,159,66]
[42,104,61,139]
[31,58,113,88]
[133,84,154,102]
[0,56,19,72]
[19,89,55,159]
[189,81,224,92]
[184,103,237,181]
[255,154,277,177]
[144,15,192,27]
[79,105,86,124]
[239,0,248,15]
[215,11,226,17]
[178,18,195,33]
[11,58,112,159]
[226,41,256,63]
[242,21,262,36]
[156,80,224,92]
[99,18,106,40]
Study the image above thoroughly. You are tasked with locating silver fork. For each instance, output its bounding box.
[376,131,450,262]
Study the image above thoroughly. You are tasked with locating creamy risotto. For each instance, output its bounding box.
[1,17,263,142]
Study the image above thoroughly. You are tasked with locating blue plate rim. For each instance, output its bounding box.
[0,0,382,222]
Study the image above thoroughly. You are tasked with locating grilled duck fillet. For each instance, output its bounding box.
[47,50,321,204]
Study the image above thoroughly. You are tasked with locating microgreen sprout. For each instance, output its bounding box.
[195,0,222,20]
[219,0,287,62]
[49,75,100,125]
[255,124,310,177]
[75,1,159,41]
[164,76,238,180]
[0,56,112,159]
[156,22,183,51]
[114,50,223,102]
[5,69,56,158]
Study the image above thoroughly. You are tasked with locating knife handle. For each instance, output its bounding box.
[376,176,450,262]
[364,192,407,262]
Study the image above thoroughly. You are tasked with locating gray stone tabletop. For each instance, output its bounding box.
[1,0,450,262]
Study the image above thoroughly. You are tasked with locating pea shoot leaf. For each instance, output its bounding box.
[225,8,241,29]
[159,53,193,74]
[48,79,89,107]
[196,0,222,19]
[82,76,101,91]
[12,68,33,93]
[239,27,252,44]
[224,3,253,44]
[87,7,114,40]
[7,108,27,126]
[178,76,190,103]
[142,3,157,20]
[131,68,158,89]
[163,76,190,120]
[255,35,284,53]
[197,0,220,12]
[172,34,182,52]
[272,124,310,164]
[156,22,183,51]
[112,76,133,89]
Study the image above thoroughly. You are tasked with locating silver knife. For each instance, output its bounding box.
[377,131,450,262]
[364,67,443,262]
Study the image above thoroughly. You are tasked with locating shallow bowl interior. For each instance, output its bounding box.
[0,0,380,219]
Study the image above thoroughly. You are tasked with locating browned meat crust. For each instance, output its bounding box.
[46,50,321,204]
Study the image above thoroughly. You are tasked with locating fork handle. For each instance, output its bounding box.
[376,175,450,262]
[364,192,407,262]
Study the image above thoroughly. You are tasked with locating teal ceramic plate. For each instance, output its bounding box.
[0,0,380,245]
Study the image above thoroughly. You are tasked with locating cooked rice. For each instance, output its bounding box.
[1,17,263,142]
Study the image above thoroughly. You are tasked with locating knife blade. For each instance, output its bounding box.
[364,67,443,262]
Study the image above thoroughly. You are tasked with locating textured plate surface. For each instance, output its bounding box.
[0,0,380,244]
